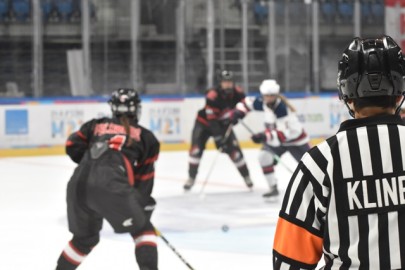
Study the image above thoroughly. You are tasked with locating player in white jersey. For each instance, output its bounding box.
[272,36,405,269]
[232,79,310,199]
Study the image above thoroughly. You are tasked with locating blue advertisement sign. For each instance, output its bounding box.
[5,109,28,135]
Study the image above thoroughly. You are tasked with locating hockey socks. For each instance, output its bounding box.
[136,245,158,270]
[133,231,158,270]
[56,241,89,270]
[56,235,99,270]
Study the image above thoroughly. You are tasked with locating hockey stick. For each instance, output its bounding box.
[238,120,294,174]
[155,228,195,270]
[198,123,234,198]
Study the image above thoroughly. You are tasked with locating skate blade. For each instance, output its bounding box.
[263,196,279,203]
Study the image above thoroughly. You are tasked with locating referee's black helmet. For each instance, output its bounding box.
[337,36,405,100]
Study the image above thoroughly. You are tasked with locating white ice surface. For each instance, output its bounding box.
[0,149,301,270]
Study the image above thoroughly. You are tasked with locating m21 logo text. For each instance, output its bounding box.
[51,110,84,138]
[149,107,181,137]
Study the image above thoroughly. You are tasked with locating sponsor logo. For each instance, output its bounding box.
[122,218,133,227]
[149,106,181,140]
[5,109,28,135]
[51,110,84,138]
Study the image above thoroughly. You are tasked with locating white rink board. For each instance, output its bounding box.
[0,95,349,149]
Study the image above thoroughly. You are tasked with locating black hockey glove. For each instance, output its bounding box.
[251,132,267,144]
[230,109,246,125]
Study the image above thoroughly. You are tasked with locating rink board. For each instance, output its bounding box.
[0,94,344,157]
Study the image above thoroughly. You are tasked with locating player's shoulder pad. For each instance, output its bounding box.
[274,100,288,118]
[253,97,264,111]
[78,118,98,132]
[206,88,218,100]
[234,85,244,93]
[138,125,160,146]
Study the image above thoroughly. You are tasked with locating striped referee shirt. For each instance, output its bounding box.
[273,114,405,270]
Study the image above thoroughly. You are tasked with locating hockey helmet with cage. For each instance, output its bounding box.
[108,88,141,121]
[259,79,280,95]
[219,70,234,82]
[337,36,405,101]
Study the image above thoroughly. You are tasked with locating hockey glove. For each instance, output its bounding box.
[251,132,267,144]
[230,109,246,125]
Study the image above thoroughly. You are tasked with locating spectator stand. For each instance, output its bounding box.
[10,0,30,22]
[337,0,353,24]
[0,0,9,22]
[320,0,337,24]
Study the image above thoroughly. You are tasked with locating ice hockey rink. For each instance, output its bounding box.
[0,148,300,270]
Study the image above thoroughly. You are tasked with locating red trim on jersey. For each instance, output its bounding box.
[77,131,87,141]
[234,85,243,93]
[66,140,73,146]
[109,135,126,151]
[276,130,286,142]
[206,89,217,100]
[140,154,159,165]
[135,172,155,182]
[122,155,135,186]
[262,165,275,174]
[197,116,209,126]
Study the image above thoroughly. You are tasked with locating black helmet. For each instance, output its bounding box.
[337,36,405,101]
[219,70,234,81]
[108,88,141,121]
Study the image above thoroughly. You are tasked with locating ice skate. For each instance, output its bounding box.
[263,185,279,201]
[183,177,196,191]
[243,176,253,189]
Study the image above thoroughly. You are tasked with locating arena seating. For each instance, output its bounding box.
[54,0,73,21]
[0,0,9,21]
[41,0,53,21]
[11,0,30,22]
[338,0,353,23]
[320,0,337,23]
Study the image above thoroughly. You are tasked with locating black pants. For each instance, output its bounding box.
[67,153,148,236]
[188,120,249,179]
[56,152,158,270]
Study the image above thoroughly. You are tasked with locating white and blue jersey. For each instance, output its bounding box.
[237,96,309,147]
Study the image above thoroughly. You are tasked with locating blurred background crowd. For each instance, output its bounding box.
[0,0,388,97]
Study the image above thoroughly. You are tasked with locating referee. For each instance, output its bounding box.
[273,36,405,269]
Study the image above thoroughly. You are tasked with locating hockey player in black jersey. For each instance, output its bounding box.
[273,36,405,269]
[183,70,253,190]
[56,89,160,270]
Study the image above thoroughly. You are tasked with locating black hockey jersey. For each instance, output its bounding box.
[273,114,405,269]
[196,85,245,136]
[65,117,160,203]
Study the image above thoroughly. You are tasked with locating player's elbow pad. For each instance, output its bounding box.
[66,145,87,163]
